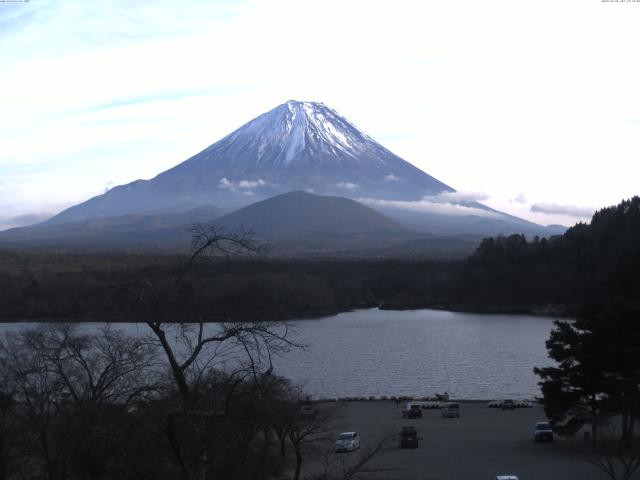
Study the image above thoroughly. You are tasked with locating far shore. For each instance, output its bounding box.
[0,302,571,324]
[306,397,536,405]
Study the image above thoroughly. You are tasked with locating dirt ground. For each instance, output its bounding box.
[303,400,609,480]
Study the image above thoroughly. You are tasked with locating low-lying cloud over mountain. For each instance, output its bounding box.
[358,191,493,217]
[531,203,596,218]
[358,196,497,218]
[218,177,268,193]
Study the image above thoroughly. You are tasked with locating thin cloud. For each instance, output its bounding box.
[423,191,489,203]
[218,177,234,189]
[94,90,215,111]
[336,182,358,190]
[218,177,267,191]
[510,192,527,204]
[237,179,266,189]
[384,174,400,182]
[358,197,499,218]
[530,203,595,218]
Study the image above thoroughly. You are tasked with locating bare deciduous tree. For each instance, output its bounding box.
[587,427,640,480]
[116,224,301,480]
[0,323,159,480]
[286,405,337,480]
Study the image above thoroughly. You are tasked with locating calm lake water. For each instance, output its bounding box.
[272,308,556,400]
[1,308,557,400]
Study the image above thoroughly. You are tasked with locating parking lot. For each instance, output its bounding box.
[311,400,606,480]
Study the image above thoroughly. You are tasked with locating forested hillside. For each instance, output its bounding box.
[456,196,640,311]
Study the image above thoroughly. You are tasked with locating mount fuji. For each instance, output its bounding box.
[3,100,563,250]
[46,100,462,224]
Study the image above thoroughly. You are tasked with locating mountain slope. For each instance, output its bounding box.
[0,205,223,248]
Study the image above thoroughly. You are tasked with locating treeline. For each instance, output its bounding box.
[0,252,461,322]
[457,196,640,311]
[1,196,639,322]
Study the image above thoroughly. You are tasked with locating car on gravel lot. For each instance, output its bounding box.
[402,403,422,419]
[399,426,419,448]
[335,432,360,452]
[501,399,516,410]
[533,421,554,442]
[495,476,519,480]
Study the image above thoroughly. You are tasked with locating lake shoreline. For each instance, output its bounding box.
[0,302,570,323]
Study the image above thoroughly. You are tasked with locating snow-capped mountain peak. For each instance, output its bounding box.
[46,100,456,221]
[213,100,377,167]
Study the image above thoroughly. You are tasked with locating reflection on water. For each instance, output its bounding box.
[0,308,556,399]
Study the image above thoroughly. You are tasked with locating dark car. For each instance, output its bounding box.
[402,404,422,419]
[501,399,516,410]
[533,421,554,442]
[399,426,419,448]
[441,402,460,418]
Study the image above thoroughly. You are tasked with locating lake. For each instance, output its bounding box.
[274,308,556,400]
[0,308,557,400]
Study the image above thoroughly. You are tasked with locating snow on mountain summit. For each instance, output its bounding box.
[201,100,379,168]
[165,99,454,194]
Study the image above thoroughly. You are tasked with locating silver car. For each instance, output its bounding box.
[335,431,360,452]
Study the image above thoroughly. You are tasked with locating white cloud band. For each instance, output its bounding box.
[530,203,595,218]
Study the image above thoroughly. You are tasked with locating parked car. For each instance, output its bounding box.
[501,399,516,410]
[335,432,360,452]
[441,402,460,418]
[533,421,554,442]
[402,403,422,419]
[487,400,502,408]
[495,476,519,480]
[399,426,419,449]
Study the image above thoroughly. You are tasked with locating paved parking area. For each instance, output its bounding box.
[311,400,605,480]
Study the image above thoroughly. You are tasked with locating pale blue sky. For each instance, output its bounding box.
[1,0,639,230]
